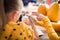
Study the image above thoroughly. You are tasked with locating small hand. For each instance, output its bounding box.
[32,13,45,21]
[28,16,37,23]
[34,35,39,40]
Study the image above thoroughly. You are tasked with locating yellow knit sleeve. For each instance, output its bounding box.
[52,22,60,31]
[35,20,44,26]
[41,17,60,40]
[35,19,60,31]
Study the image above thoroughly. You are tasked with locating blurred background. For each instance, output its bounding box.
[21,0,58,14]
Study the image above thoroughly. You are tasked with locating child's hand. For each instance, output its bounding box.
[32,13,45,21]
[34,14,51,28]
[34,35,39,40]
[28,16,37,23]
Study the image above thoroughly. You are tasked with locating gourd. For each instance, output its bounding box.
[47,2,60,21]
[38,4,49,15]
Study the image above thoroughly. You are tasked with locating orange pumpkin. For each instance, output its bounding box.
[47,2,60,21]
[38,4,49,15]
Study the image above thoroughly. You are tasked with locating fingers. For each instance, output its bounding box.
[37,14,45,21]
[28,16,37,22]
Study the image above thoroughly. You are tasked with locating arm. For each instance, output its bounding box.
[41,17,59,40]
[33,15,60,32]
[35,20,60,31]
[35,20,44,26]
[52,22,60,31]
[30,13,60,40]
